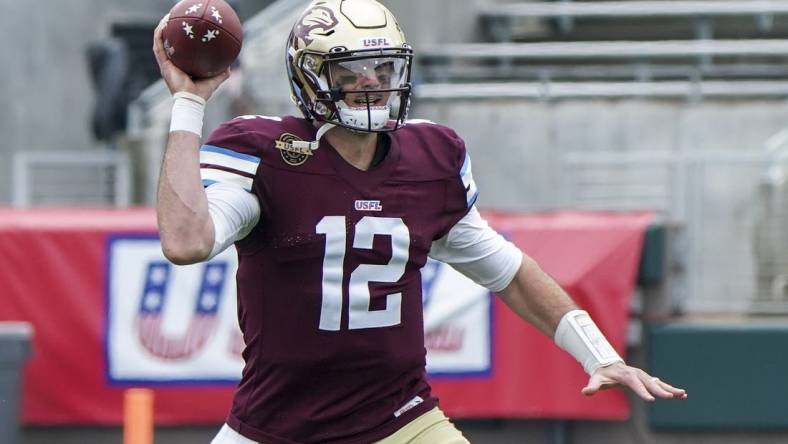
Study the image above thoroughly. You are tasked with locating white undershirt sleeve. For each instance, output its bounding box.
[205,182,261,260]
[428,207,523,292]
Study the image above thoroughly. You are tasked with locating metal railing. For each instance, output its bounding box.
[415,80,788,100]
[562,137,788,314]
[480,0,788,40]
[416,39,788,86]
[420,39,788,60]
[481,1,788,19]
[12,150,131,207]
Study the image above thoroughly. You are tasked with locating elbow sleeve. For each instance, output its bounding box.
[205,183,261,259]
[429,207,523,292]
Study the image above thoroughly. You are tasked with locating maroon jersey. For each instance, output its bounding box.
[200,116,474,444]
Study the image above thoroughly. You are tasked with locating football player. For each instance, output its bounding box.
[152,1,687,443]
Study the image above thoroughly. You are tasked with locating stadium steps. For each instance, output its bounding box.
[414,1,788,95]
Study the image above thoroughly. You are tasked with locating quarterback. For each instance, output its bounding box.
[152,0,687,443]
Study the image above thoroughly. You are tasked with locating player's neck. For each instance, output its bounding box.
[324,126,378,171]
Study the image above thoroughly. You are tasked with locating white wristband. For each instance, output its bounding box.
[169,92,206,136]
[554,309,624,375]
[173,91,207,106]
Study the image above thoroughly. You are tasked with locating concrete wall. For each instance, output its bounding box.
[413,99,788,208]
[387,0,488,46]
[412,98,788,313]
[414,98,788,208]
[0,0,272,205]
[0,0,168,203]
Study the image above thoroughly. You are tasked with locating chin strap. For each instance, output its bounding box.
[291,123,336,151]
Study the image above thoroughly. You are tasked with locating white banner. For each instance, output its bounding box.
[422,259,492,375]
[107,236,243,383]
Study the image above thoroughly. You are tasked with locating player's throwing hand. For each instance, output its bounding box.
[152,14,230,102]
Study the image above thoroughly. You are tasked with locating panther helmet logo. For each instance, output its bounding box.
[293,5,339,45]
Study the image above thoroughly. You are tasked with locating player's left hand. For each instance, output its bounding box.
[581,362,687,402]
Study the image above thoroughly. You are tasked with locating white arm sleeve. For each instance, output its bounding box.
[205,182,261,260]
[428,207,523,292]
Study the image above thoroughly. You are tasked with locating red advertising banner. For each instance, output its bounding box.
[0,208,651,424]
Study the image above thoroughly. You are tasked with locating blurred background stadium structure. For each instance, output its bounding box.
[5,0,788,443]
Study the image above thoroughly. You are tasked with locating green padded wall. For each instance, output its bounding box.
[648,323,788,429]
[637,224,665,287]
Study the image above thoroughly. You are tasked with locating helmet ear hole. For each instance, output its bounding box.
[314,102,329,116]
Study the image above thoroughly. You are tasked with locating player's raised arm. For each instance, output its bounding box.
[152,14,230,265]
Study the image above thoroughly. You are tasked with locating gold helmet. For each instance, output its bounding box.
[286,0,413,132]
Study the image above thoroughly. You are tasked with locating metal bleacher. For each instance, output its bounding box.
[416,79,788,100]
[417,0,788,89]
[480,0,788,36]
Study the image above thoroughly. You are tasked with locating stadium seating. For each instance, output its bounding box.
[417,1,788,88]
[480,1,788,40]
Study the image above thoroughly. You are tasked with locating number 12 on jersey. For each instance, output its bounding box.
[316,216,410,331]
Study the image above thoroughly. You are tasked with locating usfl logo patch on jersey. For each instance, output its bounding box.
[275,133,312,166]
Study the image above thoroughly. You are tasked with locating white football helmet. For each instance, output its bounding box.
[286,0,413,132]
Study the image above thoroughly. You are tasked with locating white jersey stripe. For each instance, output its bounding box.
[460,153,478,207]
[200,168,254,192]
[200,144,260,163]
[200,150,260,176]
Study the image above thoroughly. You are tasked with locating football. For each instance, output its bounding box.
[162,0,243,78]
